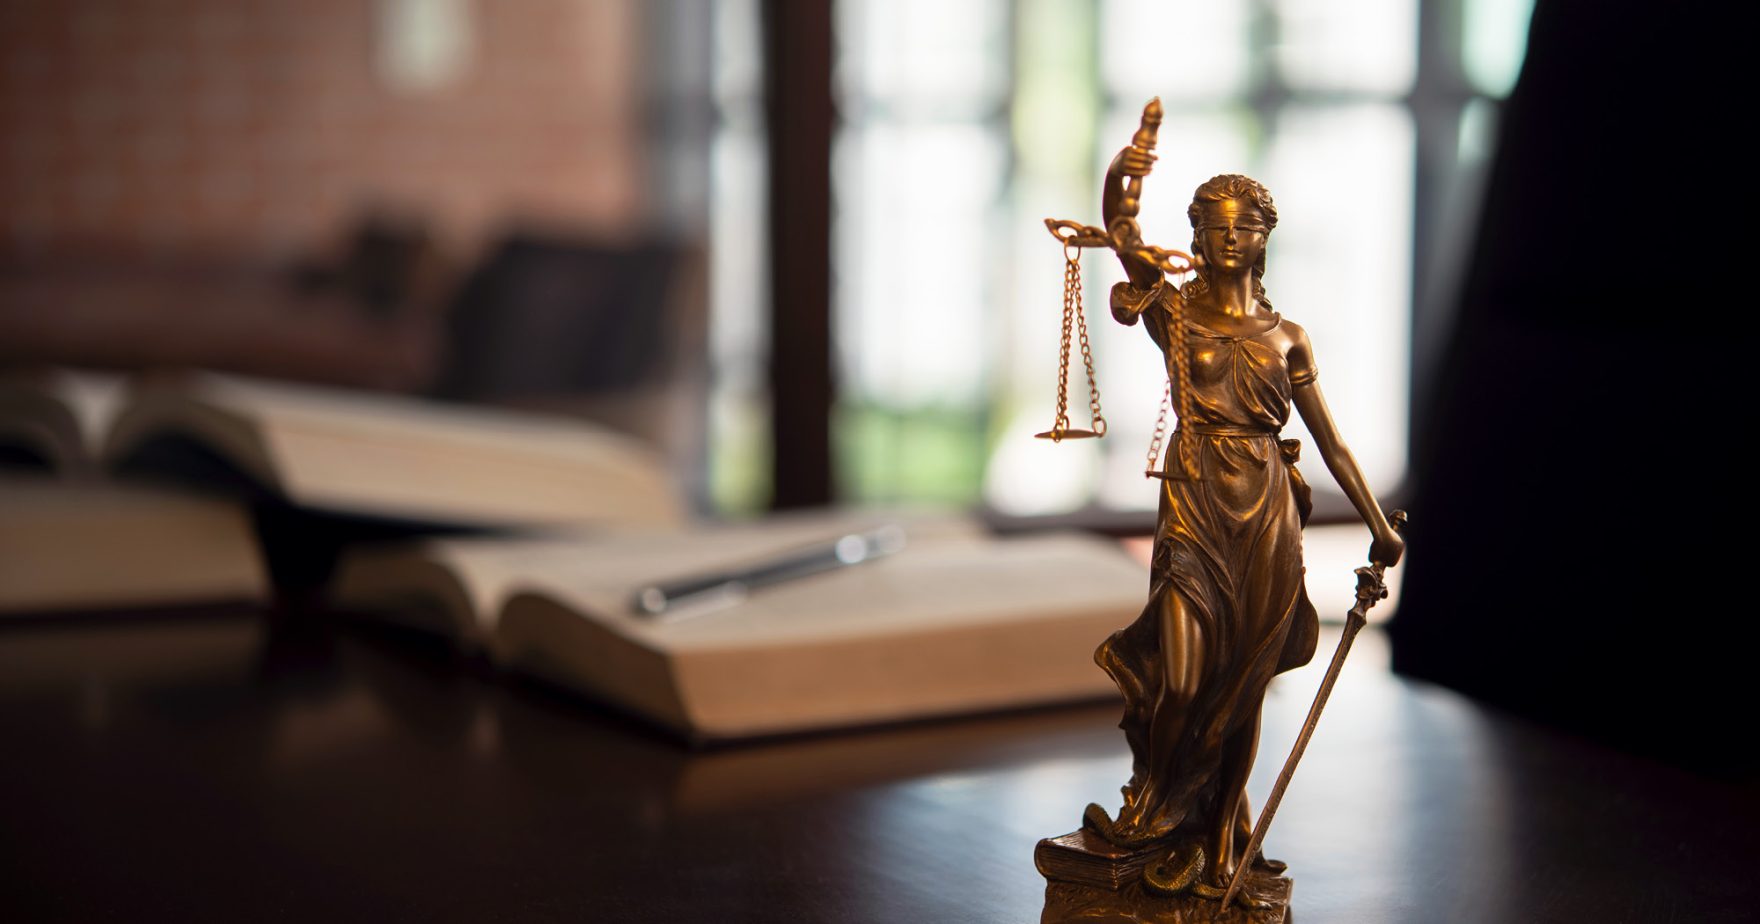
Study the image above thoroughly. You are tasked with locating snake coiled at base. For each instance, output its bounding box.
[1143,845,1206,895]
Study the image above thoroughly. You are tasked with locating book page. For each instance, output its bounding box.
[108,371,686,529]
[490,525,1149,739]
[0,368,123,474]
[334,508,984,644]
[55,370,126,456]
[499,525,1145,653]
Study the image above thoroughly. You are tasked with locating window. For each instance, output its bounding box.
[705,0,1535,515]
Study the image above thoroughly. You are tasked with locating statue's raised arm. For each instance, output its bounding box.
[1101,98,1168,292]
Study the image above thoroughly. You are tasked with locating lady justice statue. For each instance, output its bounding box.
[1033,99,1405,923]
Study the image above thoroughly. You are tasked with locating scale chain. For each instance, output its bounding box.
[1144,380,1171,475]
[1052,249,1077,437]
[1072,250,1106,437]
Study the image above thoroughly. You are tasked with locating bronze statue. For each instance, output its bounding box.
[1035,99,1406,923]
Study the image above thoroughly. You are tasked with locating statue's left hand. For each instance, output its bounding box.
[1370,529,1405,568]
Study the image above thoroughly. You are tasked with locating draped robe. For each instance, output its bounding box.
[1088,288,1319,861]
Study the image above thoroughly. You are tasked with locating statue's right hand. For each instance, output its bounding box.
[1110,146,1156,179]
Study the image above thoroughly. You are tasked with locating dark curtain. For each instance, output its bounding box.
[1388,0,1748,772]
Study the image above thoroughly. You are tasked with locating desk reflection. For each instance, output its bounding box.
[2,611,1753,923]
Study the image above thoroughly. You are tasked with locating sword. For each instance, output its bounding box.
[1215,510,1408,915]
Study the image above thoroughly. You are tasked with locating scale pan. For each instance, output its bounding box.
[1034,428,1102,441]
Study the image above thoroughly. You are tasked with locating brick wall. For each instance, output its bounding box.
[0,0,646,261]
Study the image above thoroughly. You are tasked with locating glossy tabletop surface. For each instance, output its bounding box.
[2,611,1754,923]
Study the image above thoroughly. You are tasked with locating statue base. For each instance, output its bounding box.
[1036,830,1292,924]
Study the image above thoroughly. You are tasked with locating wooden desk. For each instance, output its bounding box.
[2,611,1754,922]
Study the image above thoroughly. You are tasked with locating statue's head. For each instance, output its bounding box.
[1187,174,1277,282]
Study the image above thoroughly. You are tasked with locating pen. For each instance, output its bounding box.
[629,524,907,618]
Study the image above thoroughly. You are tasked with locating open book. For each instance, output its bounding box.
[331,513,1146,741]
[0,476,269,615]
[0,368,684,530]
